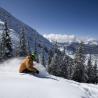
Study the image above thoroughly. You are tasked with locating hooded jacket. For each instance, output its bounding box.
[19,56,37,73]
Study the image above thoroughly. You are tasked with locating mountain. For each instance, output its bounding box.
[0,7,52,55]
[52,41,98,54]
[66,42,98,54]
[0,58,98,98]
[43,33,98,54]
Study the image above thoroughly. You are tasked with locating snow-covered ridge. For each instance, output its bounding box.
[0,7,52,53]
[0,58,98,98]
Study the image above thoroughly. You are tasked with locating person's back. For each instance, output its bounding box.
[19,55,39,74]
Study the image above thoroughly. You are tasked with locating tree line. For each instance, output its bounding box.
[47,42,98,84]
[0,21,32,61]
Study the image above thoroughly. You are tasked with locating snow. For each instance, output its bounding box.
[0,20,4,25]
[0,58,98,98]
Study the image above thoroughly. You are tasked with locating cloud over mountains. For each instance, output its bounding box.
[43,34,76,43]
[43,33,98,45]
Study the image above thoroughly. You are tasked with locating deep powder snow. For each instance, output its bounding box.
[0,58,98,98]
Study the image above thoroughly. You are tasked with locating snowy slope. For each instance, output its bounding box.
[0,7,52,52]
[0,58,98,98]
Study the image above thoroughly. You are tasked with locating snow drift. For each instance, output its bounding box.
[0,58,49,78]
[0,58,98,98]
[0,58,22,72]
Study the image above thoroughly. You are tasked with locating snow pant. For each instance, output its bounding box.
[22,68,39,74]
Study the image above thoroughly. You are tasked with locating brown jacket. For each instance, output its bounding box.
[19,56,37,73]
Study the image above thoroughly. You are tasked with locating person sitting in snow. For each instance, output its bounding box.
[19,53,39,74]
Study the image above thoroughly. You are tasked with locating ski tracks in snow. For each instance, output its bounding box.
[65,79,98,98]
[80,84,98,98]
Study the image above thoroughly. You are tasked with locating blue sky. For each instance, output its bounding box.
[0,0,98,39]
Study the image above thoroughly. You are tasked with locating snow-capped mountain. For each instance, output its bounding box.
[85,39,98,45]
[0,7,52,54]
[43,33,98,54]
[56,41,98,54]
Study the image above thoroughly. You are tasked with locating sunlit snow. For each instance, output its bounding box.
[0,58,98,98]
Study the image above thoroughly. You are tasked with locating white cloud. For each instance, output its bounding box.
[43,33,77,43]
[43,33,97,44]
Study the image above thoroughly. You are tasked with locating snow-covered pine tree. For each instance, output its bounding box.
[0,35,5,61]
[72,42,87,82]
[34,35,39,62]
[53,41,60,53]
[88,60,98,83]
[63,46,66,55]
[27,39,31,55]
[86,54,93,83]
[15,45,20,57]
[19,27,28,57]
[93,60,98,83]
[42,47,45,66]
[66,56,74,79]
[48,53,61,76]
[58,54,68,78]
[1,21,13,59]
[58,52,74,79]
[0,41,3,61]
[48,49,54,65]
[48,42,58,66]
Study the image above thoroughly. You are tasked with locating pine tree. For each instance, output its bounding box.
[27,39,31,55]
[1,21,13,59]
[48,49,53,65]
[93,60,98,83]
[58,54,68,78]
[50,41,61,57]
[19,27,28,57]
[86,54,93,83]
[41,47,45,66]
[72,42,87,82]
[48,53,60,76]
[0,41,2,61]
[63,46,66,55]
[53,41,60,53]
[0,36,5,61]
[66,56,74,79]
[86,54,98,83]
[34,35,39,62]
[88,60,98,83]
[15,45,20,57]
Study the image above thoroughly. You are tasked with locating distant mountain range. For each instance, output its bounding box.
[43,33,98,54]
[55,41,98,54]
